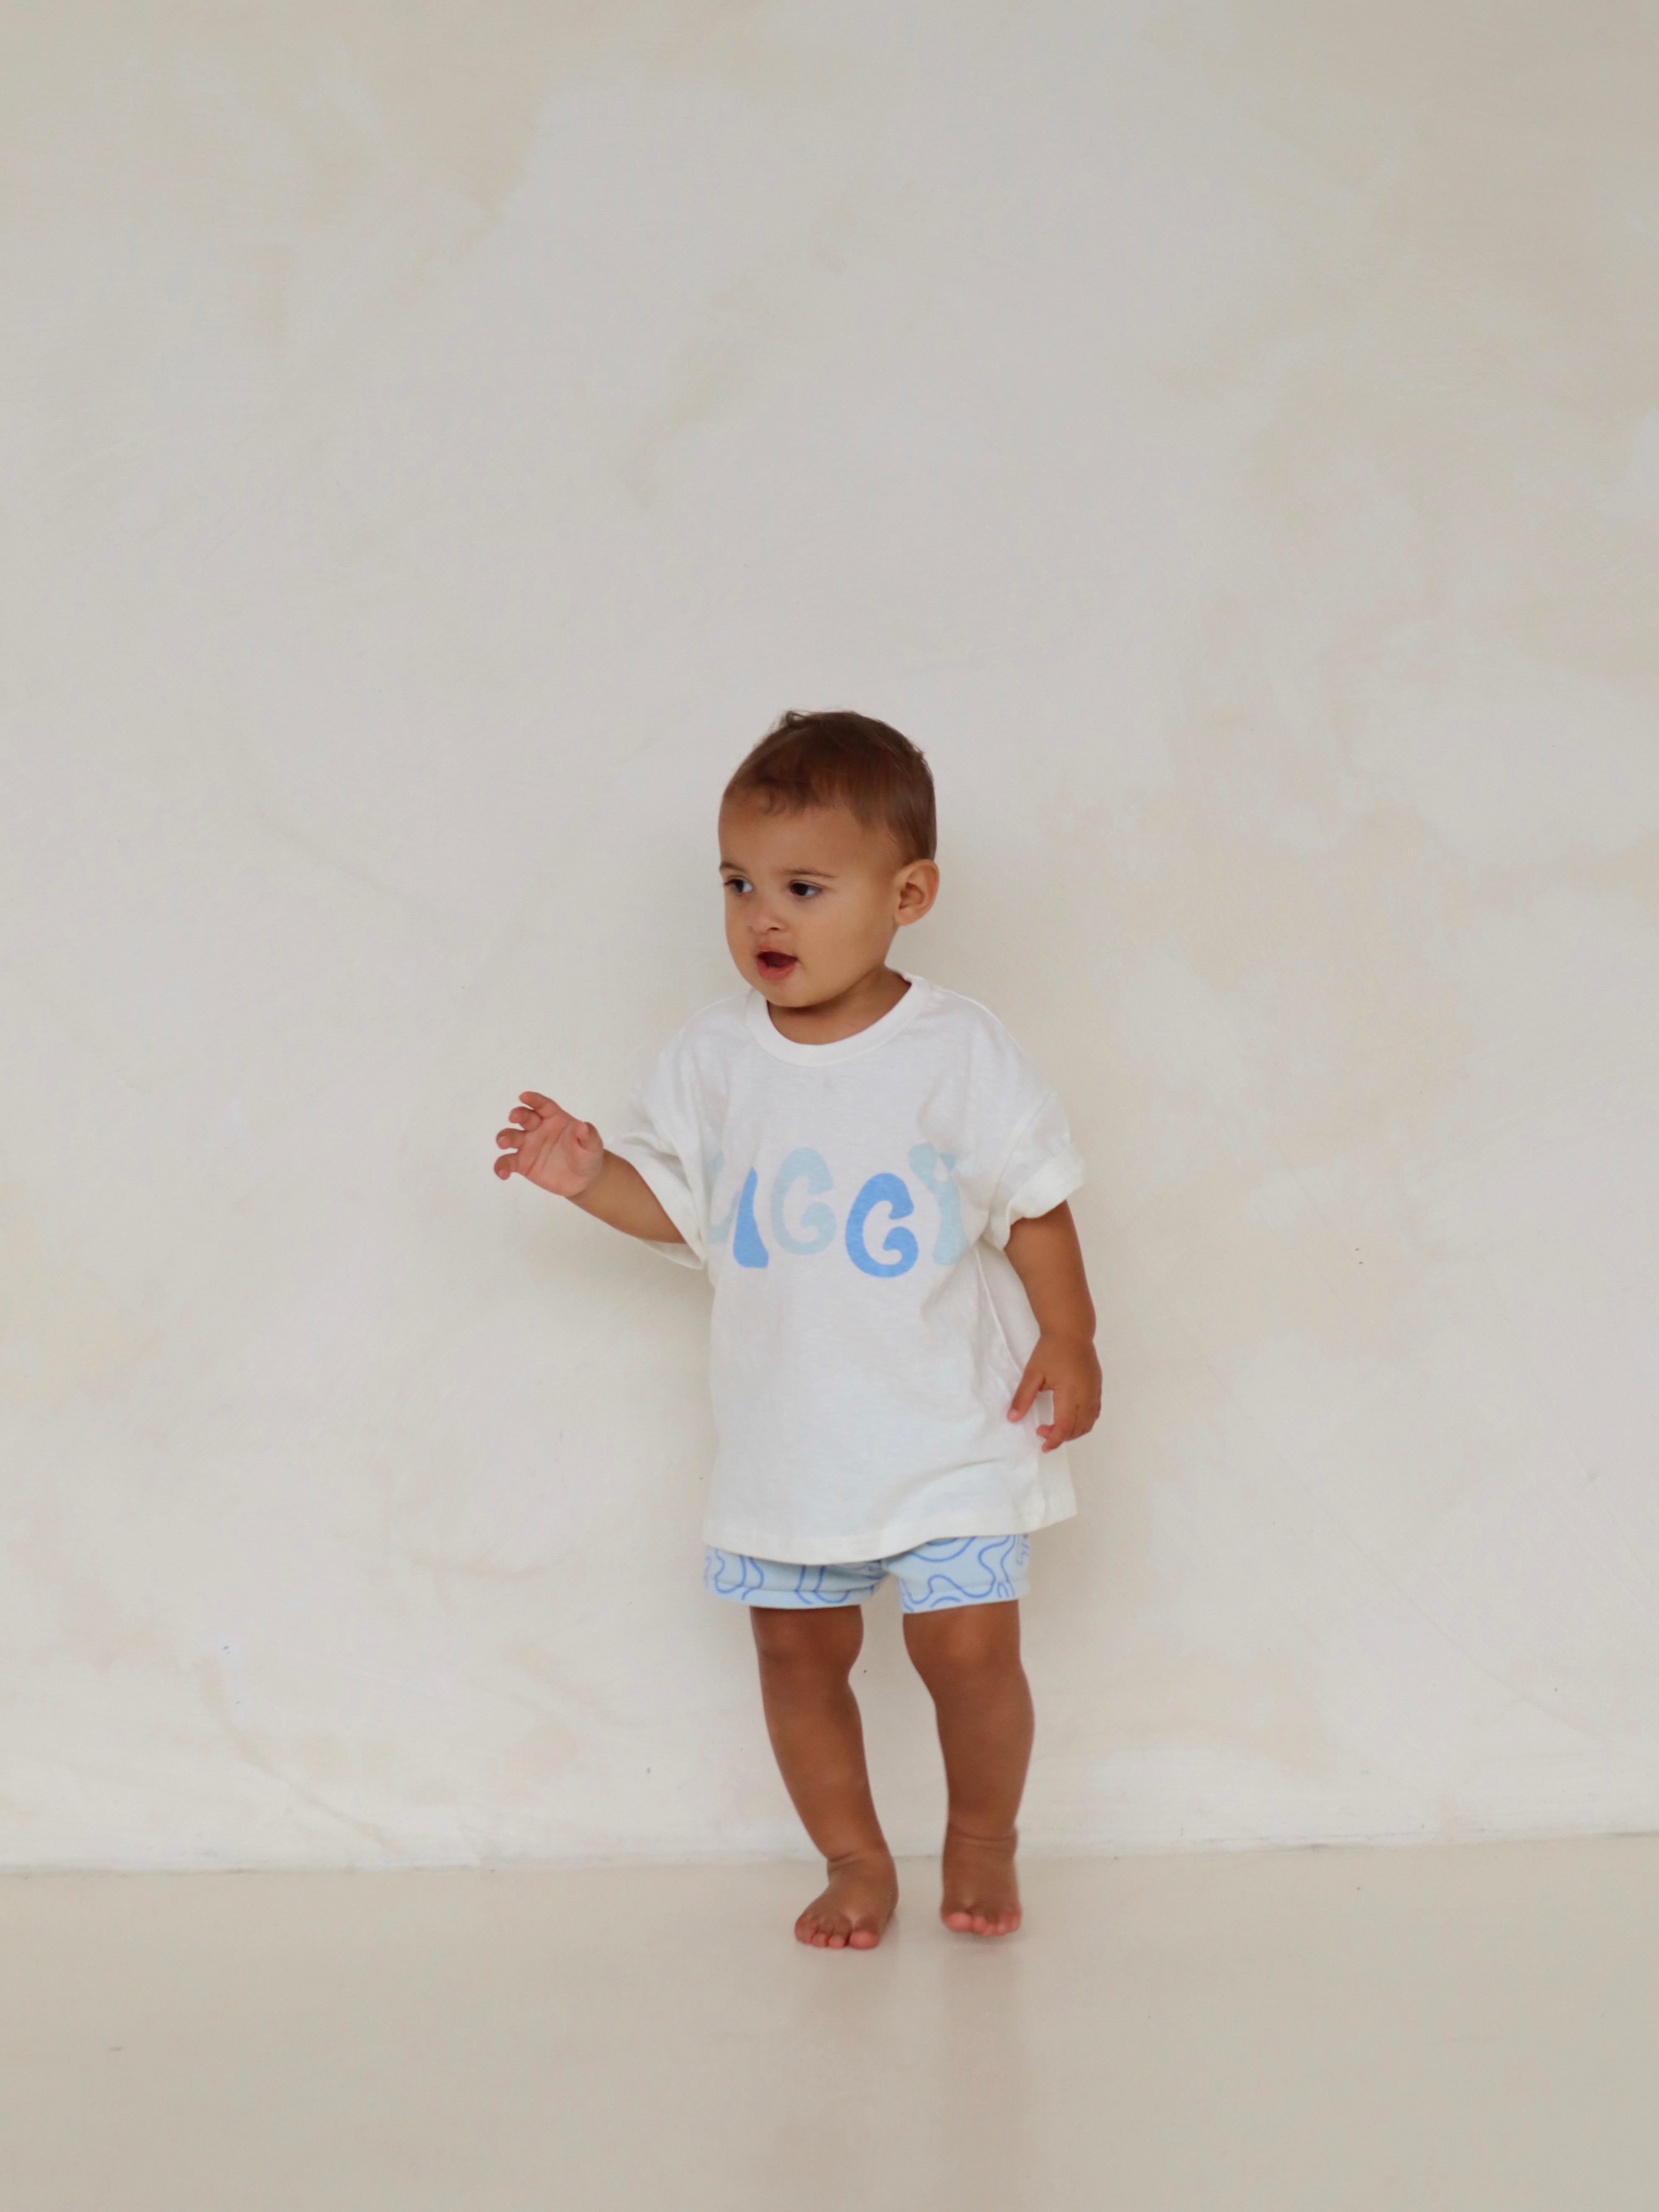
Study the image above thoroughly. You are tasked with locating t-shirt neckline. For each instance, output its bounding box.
[743,974,932,1066]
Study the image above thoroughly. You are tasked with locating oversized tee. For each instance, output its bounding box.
[609,977,1085,1563]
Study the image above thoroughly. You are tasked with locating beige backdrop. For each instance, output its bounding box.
[5,0,1659,1867]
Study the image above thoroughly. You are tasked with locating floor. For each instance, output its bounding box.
[3,1836,1656,2210]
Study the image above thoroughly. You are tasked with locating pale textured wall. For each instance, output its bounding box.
[5,0,1659,1868]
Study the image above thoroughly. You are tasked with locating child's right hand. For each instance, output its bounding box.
[494,1092,606,1198]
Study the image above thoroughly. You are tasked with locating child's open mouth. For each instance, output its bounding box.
[756,950,798,978]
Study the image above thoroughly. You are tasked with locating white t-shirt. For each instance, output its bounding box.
[610,977,1085,1563]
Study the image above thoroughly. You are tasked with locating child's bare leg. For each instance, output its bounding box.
[749,1606,898,1950]
[903,1600,1033,1937]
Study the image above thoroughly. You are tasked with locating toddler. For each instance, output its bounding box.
[493,712,1100,1948]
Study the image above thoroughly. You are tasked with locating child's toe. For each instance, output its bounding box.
[796,1860,897,1951]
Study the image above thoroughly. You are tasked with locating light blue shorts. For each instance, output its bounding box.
[704,1534,1030,1614]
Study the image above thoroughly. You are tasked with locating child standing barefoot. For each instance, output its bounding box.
[494,711,1100,1948]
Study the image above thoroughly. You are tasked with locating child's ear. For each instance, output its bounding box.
[895,859,940,925]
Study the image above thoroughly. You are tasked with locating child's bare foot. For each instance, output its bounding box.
[940,1826,1022,1937]
[795,1850,898,1950]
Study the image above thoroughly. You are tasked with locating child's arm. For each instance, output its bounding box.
[1003,1202,1101,1453]
[494,1091,685,1244]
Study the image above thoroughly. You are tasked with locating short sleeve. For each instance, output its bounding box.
[984,1089,1085,1250]
[608,1049,707,1270]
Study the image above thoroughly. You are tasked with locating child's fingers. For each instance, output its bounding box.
[1008,1356,1045,1423]
[1038,1384,1082,1451]
[1042,1384,1103,1450]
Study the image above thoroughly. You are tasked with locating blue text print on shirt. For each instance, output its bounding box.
[770,1147,835,1256]
[709,1148,962,1276]
[908,1144,967,1264]
[732,1169,769,1268]
[706,1152,736,1245]
[845,1172,919,1278]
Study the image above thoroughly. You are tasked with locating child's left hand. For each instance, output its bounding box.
[1008,1332,1103,1452]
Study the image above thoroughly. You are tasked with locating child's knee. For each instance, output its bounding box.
[904,1601,1022,1690]
[750,1604,862,1681]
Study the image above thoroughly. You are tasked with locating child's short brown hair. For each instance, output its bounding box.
[723,711,936,863]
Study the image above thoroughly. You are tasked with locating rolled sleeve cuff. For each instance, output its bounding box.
[608,1141,706,1267]
[988,1149,1085,1250]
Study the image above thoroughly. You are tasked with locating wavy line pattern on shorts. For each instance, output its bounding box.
[703,1548,767,1599]
[703,1533,1030,1613]
[906,1534,1028,1612]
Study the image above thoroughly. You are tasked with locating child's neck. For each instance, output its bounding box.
[766,962,911,1047]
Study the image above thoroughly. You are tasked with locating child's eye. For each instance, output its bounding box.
[788,881,820,900]
[723,877,751,895]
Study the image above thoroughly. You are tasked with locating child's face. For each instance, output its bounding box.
[718,798,939,1009]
